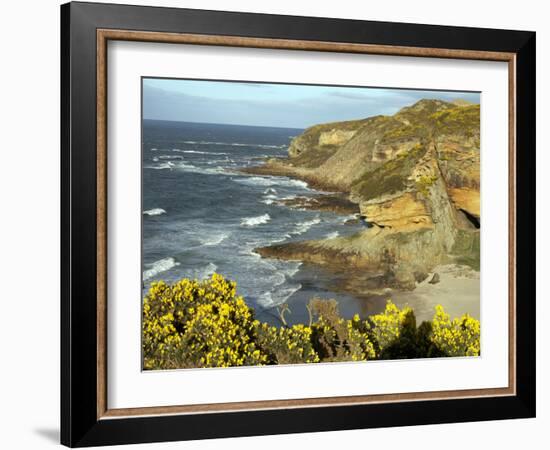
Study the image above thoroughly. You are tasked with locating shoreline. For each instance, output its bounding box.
[240,159,344,192]
[388,264,480,322]
[257,260,480,326]
[241,159,480,321]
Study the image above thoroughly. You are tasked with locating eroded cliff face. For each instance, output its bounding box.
[359,193,433,232]
[250,99,481,291]
[287,118,365,163]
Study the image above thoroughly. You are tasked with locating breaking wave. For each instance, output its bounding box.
[172,149,229,156]
[186,262,218,280]
[234,176,309,189]
[199,233,228,246]
[143,257,179,281]
[143,208,166,216]
[158,155,184,160]
[144,161,229,176]
[256,284,302,308]
[290,216,321,236]
[241,214,271,227]
[144,161,176,170]
[179,140,286,149]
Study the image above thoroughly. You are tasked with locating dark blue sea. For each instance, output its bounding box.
[142,120,366,324]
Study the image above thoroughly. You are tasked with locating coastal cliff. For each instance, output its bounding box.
[247,99,481,292]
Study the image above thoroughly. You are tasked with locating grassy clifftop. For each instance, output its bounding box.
[278,99,479,194]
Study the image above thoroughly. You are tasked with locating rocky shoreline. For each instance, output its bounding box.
[244,99,481,299]
[275,193,360,215]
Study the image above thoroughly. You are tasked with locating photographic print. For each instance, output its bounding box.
[141,78,481,370]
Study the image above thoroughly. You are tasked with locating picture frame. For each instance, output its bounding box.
[60,1,536,447]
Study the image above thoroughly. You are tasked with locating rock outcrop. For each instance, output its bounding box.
[360,193,433,232]
[247,99,481,292]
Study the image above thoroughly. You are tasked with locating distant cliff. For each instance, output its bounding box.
[247,99,481,292]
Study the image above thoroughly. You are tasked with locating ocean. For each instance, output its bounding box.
[142,119,366,325]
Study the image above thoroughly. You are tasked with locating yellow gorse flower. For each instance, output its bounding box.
[430,305,480,356]
[370,301,413,351]
[142,274,267,369]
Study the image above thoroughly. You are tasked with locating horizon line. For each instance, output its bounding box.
[143,118,306,130]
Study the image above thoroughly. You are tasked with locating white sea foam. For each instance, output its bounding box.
[256,292,274,307]
[172,149,229,156]
[180,140,286,149]
[240,242,263,259]
[325,231,340,239]
[150,147,158,151]
[143,257,179,281]
[263,188,277,195]
[256,283,302,308]
[178,263,218,281]
[145,161,229,176]
[234,177,277,187]
[291,217,321,235]
[158,155,184,160]
[341,214,359,223]
[279,179,309,189]
[190,262,218,280]
[174,163,227,175]
[255,144,286,149]
[282,261,302,278]
[143,208,166,216]
[144,161,176,170]
[273,284,302,304]
[199,233,228,246]
[234,176,309,189]
[260,192,279,205]
[272,235,291,244]
[265,270,286,288]
[206,158,232,165]
[240,214,271,227]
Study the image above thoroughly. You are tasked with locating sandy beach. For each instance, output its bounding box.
[387,264,480,322]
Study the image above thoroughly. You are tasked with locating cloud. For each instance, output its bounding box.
[143,82,479,129]
[325,90,378,101]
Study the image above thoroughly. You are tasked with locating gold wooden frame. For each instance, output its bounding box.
[96,29,516,420]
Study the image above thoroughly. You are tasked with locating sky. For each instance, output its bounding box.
[143,78,480,129]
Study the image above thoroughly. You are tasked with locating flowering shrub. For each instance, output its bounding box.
[430,305,481,356]
[142,274,480,369]
[308,299,376,362]
[256,322,319,364]
[369,301,413,352]
[143,274,266,369]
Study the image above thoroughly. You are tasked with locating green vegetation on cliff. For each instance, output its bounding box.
[284,99,479,190]
[143,274,480,370]
[432,104,480,137]
[351,143,428,200]
[382,123,428,143]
